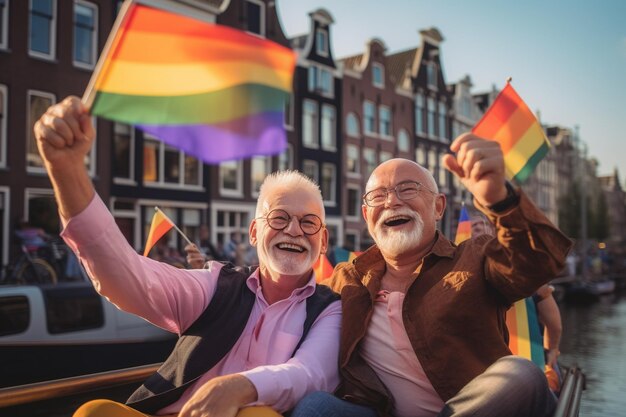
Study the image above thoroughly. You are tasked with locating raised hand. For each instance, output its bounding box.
[442,132,508,207]
[185,243,207,269]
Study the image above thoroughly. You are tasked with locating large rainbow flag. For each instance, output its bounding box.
[472,82,549,183]
[84,0,296,163]
[454,205,471,244]
[506,297,545,369]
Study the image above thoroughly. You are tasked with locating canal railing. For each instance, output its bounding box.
[553,366,586,417]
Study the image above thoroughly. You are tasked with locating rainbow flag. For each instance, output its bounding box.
[506,297,545,369]
[472,82,549,183]
[454,205,471,244]
[313,254,334,282]
[143,208,175,256]
[84,0,296,163]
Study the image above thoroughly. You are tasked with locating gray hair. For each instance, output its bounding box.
[255,170,324,218]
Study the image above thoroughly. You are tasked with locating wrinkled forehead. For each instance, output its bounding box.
[261,187,325,218]
[367,161,434,192]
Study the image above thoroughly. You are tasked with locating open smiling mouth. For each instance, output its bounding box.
[276,243,306,253]
[384,216,412,227]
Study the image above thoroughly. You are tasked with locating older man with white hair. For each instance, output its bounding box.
[293,133,572,417]
[34,96,341,417]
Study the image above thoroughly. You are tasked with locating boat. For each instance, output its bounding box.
[0,282,177,388]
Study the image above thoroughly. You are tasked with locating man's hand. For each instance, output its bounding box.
[185,243,206,269]
[442,133,507,207]
[179,374,258,417]
[34,96,95,171]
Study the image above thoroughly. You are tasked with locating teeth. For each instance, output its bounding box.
[385,215,409,222]
[277,243,305,252]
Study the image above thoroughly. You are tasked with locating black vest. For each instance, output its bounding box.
[126,264,339,414]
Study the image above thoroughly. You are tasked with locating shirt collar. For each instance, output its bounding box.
[246,267,317,303]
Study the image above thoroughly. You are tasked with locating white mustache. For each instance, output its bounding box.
[376,207,421,227]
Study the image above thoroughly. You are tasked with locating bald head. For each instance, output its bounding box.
[366,158,439,194]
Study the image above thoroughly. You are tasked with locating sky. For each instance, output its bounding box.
[276,0,626,180]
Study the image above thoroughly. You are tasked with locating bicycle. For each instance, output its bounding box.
[1,243,58,286]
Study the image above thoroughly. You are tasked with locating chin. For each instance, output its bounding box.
[374,226,424,256]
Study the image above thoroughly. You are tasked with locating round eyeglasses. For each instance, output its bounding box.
[257,209,325,235]
[362,181,436,207]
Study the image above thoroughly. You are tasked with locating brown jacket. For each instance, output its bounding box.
[324,192,572,416]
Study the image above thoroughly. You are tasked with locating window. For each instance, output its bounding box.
[283,94,293,128]
[346,186,360,218]
[214,206,251,250]
[73,1,97,69]
[415,94,425,134]
[29,0,56,59]
[363,101,375,135]
[219,160,243,197]
[302,160,318,183]
[245,0,264,36]
[251,156,271,196]
[380,151,392,163]
[427,97,436,137]
[398,129,410,153]
[25,189,59,233]
[415,146,425,165]
[0,295,29,336]
[321,104,336,151]
[372,63,384,88]
[379,106,392,137]
[321,163,336,205]
[308,66,333,96]
[0,85,6,167]
[427,61,437,89]
[278,143,293,171]
[143,135,202,188]
[302,99,318,149]
[316,28,328,56]
[27,90,55,172]
[113,123,135,182]
[346,144,360,175]
[346,112,359,137]
[363,148,377,177]
[44,286,104,334]
[427,148,437,175]
[0,0,8,50]
[438,101,447,140]
[438,151,448,187]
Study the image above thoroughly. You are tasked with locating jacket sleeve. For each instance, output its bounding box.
[476,189,573,304]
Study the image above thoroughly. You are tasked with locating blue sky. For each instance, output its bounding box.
[277,0,626,180]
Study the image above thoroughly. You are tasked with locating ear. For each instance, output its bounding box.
[249,219,258,247]
[361,204,369,222]
[320,226,329,255]
[434,193,447,221]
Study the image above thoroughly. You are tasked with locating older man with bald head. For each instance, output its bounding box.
[293,133,572,417]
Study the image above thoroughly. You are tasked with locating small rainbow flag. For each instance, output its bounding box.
[472,82,549,183]
[454,205,471,244]
[143,208,175,257]
[506,297,545,369]
[84,0,296,164]
[313,254,334,282]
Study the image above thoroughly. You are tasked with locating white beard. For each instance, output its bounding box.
[370,208,425,256]
[262,237,314,276]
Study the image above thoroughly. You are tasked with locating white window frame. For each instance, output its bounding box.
[363,101,376,135]
[143,134,203,190]
[302,99,319,149]
[415,146,426,165]
[346,144,360,178]
[211,201,255,249]
[415,93,425,134]
[0,84,7,168]
[0,0,8,50]
[427,97,436,138]
[219,160,243,197]
[316,28,328,57]
[73,0,98,70]
[244,0,265,37]
[346,185,361,220]
[28,0,56,60]
[26,90,56,174]
[302,159,319,183]
[278,143,293,171]
[398,129,410,153]
[345,112,360,137]
[321,104,336,151]
[308,65,334,97]
[321,163,336,207]
[427,61,437,89]
[438,101,447,141]
[378,105,392,139]
[372,63,384,89]
[363,148,377,177]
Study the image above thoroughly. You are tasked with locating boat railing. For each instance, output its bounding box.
[553,366,585,417]
[0,363,160,409]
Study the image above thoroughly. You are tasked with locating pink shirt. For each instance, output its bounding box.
[61,195,341,414]
[360,290,444,417]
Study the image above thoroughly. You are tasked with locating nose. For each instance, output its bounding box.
[384,189,402,208]
[283,216,304,236]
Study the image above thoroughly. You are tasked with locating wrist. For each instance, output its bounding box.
[487,181,519,213]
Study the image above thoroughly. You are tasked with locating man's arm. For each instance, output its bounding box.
[536,285,562,367]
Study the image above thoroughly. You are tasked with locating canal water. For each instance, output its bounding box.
[559,289,626,416]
